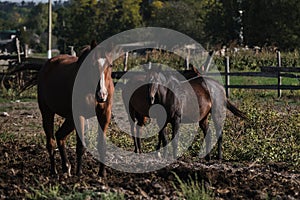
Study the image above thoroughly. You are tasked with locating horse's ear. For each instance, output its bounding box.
[105,52,113,66]
[90,40,97,49]
[192,65,201,76]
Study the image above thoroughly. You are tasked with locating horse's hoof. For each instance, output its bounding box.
[76,170,83,176]
[50,168,58,175]
[50,171,59,179]
[205,155,211,161]
[156,152,162,159]
[98,170,106,178]
[62,164,72,177]
[98,165,106,178]
[62,172,72,178]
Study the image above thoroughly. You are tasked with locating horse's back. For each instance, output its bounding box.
[38,55,79,118]
[177,77,212,123]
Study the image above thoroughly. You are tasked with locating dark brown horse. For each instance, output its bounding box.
[122,68,202,154]
[38,41,114,177]
[148,70,248,160]
[122,75,152,154]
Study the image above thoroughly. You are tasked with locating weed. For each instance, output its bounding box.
[0,132,16,143]
[172,172,214,200]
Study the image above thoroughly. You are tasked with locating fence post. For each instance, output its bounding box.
[16,38,21,63]
[123,52,129,71]
[185,48,191,70]
[277,51,282,98]
[224,56,230,98]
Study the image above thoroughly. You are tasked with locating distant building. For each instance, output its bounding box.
[0,30,18,54]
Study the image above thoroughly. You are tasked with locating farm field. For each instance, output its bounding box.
[0,89,299,199]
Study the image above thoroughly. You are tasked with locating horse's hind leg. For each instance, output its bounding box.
[41,111,56,175]
[199,115,211,161]
[211,99,226,160]
[55,119,74,176]
[75,133,86,175]
[212,115,225,160]
[75,116,86,176]
[171,117,180,159]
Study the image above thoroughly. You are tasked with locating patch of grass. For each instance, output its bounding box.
[27,183,124,200]
[221,91,300,169]
[172,172,214,200]
[100,191,125,200]
[27,184,61,199]
[0,132,16,143]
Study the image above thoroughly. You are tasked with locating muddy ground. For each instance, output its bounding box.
[0,101,299,199]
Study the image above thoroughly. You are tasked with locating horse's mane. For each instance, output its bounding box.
[77,46,91,65]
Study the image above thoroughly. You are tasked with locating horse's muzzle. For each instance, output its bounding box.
[96,91,107,103]
[150,96,155,105]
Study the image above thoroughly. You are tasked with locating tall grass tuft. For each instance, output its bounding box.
[172,172,214,200]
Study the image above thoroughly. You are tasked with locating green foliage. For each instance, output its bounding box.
[243,0,300,48]
[27,183,124,200]
[214,50,300,71]
[222,92,300,168]
[101,191,125,200]
[27,184,61,199]
[0,132,16,143]
[1,0,300,52]
[172,172,214,200]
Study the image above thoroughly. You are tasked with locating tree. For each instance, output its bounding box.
[242,0,300,49]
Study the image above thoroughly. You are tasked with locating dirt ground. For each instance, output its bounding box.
[0,101,299,199]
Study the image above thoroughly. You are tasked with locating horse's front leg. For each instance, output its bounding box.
[136,120,144,154]
[96,104,111,177]
[75,116,86,176]
[41,111,57,175]
[157,123,168,158]
[130,120,138,153]
[55,119,74,176]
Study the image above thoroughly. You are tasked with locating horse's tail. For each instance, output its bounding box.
[226,100,248,120]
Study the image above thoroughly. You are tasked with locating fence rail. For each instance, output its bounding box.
[1,51,299,98]
[221,52,300,98]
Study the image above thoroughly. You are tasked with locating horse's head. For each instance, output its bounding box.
[77,41,114,103]
[147,70,166,105]
[95,51,113,102]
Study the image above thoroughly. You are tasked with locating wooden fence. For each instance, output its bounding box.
[1,51,299,98]
[221,52,300,98]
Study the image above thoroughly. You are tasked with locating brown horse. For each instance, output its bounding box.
[122,68,202,154]
[148,70,247,160]
[122,75,151,153]
[38,41,114,177]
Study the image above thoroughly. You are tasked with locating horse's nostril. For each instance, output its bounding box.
[151,96,155,104]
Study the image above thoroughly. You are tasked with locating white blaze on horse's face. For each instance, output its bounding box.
[97,58,108,102]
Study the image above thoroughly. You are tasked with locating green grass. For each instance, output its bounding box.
[172,172,214,200]
[26,183,124,200]
[0,132,16,143]
[228,75,299,86]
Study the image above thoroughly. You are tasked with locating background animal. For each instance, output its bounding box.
[148,70,248,160]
